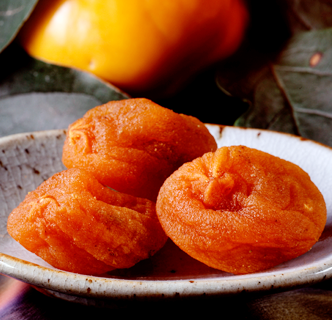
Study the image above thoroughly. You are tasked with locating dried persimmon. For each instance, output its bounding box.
[7,168,167,275]
[62,98,217,201]
[156,145,327,274]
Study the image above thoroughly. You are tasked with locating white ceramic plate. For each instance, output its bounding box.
[1,125,332,304]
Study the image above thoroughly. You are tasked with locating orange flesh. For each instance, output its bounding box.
[62,98,217,201]
[7,168,167,275]
[156,146,327,274]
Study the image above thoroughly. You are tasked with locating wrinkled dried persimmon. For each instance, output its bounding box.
[156,145,327,274]
[7,168,167,275]
[62,98,217,201]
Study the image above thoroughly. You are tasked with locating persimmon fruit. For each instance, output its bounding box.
[18,0,248,97]
[156,146,327,274]
[7,168,167,275]
[62,98,217,201]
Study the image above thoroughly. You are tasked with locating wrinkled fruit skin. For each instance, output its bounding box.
[156,146,327,274]
[62,98,217,201]
[7,168,167,275]
[18,0,248,97]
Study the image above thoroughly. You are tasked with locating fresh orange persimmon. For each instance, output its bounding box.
[18,0,248,96]
[156,146,327,274]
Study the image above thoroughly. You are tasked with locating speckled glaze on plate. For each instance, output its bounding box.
[1,125,332,303]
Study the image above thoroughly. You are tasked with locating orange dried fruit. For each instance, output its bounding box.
[62,98,217,201]
[156,145,327,274]
[7,168,167,275]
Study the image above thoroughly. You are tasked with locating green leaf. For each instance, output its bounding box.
[283,0,332,31]
[217,28,332,147]
[246,0,332,38]
[0,0,38,53]
[0,44,129,137]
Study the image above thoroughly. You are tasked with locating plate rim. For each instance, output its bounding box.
[1,250,332,298]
